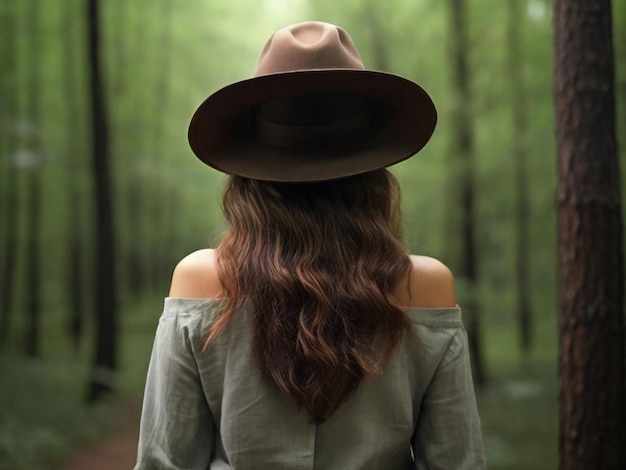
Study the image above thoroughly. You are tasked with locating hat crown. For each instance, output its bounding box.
[255,22,365,76]
[188,21,437,182]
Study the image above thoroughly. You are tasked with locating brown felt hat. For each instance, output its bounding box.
[188,21,437,182]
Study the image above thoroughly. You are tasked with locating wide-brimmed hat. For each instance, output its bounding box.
[188,21,437,182]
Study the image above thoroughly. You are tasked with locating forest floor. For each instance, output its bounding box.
[60,400,140,470]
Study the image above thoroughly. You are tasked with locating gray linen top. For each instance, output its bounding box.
[135,298,486,469]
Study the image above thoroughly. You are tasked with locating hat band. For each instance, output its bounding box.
[254,107,371,148]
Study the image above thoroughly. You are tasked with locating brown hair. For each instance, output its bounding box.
[211,169,411,422]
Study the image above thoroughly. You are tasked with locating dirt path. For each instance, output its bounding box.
[61,401,140,470]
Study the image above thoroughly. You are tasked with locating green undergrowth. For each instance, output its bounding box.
[0,354,115,470]
[477,361,559,469]
[0,295,161,470]
[476,304,560,469]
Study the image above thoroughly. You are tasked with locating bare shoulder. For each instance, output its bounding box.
[168,248,224,298]
[405,255,457,308]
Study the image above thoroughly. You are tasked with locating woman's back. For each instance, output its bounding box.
[135,252,482,469]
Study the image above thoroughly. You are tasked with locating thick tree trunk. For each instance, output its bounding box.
[449,0,486,385]
[554,0,626,468]
[507,0,532,353]
[86,0,118,402]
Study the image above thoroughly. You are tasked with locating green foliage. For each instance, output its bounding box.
[0,0,624,468]
[0,354,114,470]
[0,0,581,317]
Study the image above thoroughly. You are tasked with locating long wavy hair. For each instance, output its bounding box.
[210,169,411,422]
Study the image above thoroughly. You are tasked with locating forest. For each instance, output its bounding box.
[0,0,625,468]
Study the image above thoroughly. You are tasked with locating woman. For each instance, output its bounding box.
[135,21,485,469]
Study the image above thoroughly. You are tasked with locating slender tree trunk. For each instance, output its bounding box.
[23,0,43,357]
[554,0,626,468]
[86,0,118,402]
[507,0,532,353]
[24,171,42,357]
[0,0,20,347]
[449,0,486,385]
[64,0,86,352]
[127,187,145,294]
[0,165,19,347]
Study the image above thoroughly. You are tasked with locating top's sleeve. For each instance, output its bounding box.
[412,328,487,469]
[134,312,214,470]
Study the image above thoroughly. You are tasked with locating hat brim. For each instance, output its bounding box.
[188,69,437,182]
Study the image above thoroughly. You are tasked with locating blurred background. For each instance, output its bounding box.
[0,0,624,468]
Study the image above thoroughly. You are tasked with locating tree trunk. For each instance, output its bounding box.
[127,186,145,294]
[0,0,20,347]
[64,0,86,352]
[554,0,626,468]
[507,0,532,353]
[0,165,19,347]
[24,171,42,357]
[449,0,486,385]
[23,0,43,357]
[86,0,118,402]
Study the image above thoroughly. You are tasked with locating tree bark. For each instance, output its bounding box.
[554,0,626,468]
[86,0,118,402]
[449,0,486,385]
